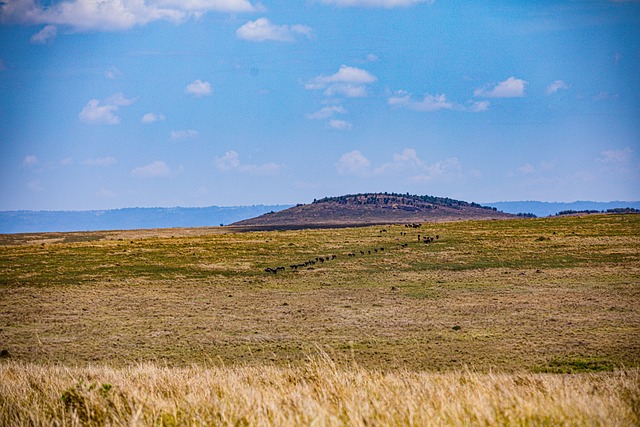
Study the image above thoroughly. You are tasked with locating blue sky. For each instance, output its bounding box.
[1,0,639,210]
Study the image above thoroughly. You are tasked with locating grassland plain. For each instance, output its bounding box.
[0,214,639,425]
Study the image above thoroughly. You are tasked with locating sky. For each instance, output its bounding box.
[1,0,639,211]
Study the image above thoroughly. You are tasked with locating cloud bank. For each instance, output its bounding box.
[1,0,257,32]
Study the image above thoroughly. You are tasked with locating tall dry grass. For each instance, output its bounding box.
[1,356,638,426]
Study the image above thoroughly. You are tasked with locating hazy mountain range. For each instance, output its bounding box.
[0,205,292,234]
[485,201,640,218]
[1,199,638,234]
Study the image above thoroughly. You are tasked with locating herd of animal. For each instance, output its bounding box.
[263,224,440,274]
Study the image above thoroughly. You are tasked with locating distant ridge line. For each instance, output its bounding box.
[232,192,514,228]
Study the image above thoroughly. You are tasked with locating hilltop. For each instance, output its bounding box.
[231,193,514,229]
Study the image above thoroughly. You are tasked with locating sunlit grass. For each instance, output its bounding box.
[1,359,638,427]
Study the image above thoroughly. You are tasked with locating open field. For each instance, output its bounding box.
[1,214,639,425]
[1,213,638,371]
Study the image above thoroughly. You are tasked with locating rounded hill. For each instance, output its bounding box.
[230,193,514,230]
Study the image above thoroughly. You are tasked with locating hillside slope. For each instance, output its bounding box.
[232,193,514,228]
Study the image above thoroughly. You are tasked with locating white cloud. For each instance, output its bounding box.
[546,80,569,95]
[78,93,136,124]
[107,92,137,106]
[141,112,166,123]
[375,148,425,175]
[323,84,369,98]
[336,148,464,183]
[82,157,117,166]
[1,0,257,32]
[309,65,377,86]
[214,150,281,175]
[214,150,241,171]
[389,91,489,112]
[306,65,377,98]
[328,119,353,131]
[336,150,371,176]
[388,91,454,112]
[22,155,38,167]
[185,79,212,97]
[131,160,171,178]
[319,0,433,7]
[306,105,348,120]
[474,77,527,98]
[60,157,74,166]
[30,24,57,44]
[104,66,122,79]
[155,0,256,12]
[79,99,119,124]
[170,129,199,140]
[466,100,490,112]
[365,53,379,62]
[598,147,632,164]
[236,17,312,42]
[411,157,463,183]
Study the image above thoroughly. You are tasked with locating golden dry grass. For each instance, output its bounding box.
[1,358,638,426]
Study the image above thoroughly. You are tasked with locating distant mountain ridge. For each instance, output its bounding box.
[485,201,640,218]
[3,198,638,234]
[0,205,292,234]
[232,193,514,229]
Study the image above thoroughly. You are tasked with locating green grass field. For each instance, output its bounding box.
[1,214,639,425]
